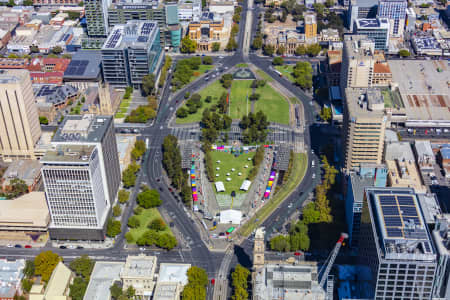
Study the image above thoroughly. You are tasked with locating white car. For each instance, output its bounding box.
[6,244,13,248]
[67,245,76,249]
[312,174,316,179]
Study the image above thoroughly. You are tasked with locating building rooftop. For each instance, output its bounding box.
[2,159,41,186]
[253,263,325,300]
[344,35,375,60]
[355,18,389,29]
[45,261,72,297]
[121,254,157,278]
[366,187,436,261]
[414,140,434,163]
[153,282,181,300]
[0,192,49,228]
[63,50,102,81]
[388,60,450,124]
[35,84,78,106]
[52,115,112,144]
[83,262,124,300]
[41,144,96,163]
[0,69,30,84]
[102,20,158,50]
[158,263,191,286]
[0,259,24,298]
[417,193,442,224]
[345,88,385,119]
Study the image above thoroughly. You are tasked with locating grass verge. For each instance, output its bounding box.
[127,208,174,244]
[256,69,273,82]
[236,63,249,68]
[238,153,307,238]
[275,65,295,83]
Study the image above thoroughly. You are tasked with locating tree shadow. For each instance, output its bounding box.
[233,244,252,269]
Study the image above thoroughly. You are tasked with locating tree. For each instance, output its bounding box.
[182,283,206,300]
[252,36,263,49]
[399,49,410,57]
[125,105,156,123]
[276,45,286,56]
[69,277,88,300]
[106,218,122,238]
[270,235,290,252]
[295,45,306,56]
[202,56,213,65]
[134,206,143,215]
[110,283,123,300]
[142,74,155,96]
[21,278,33,293]
[128,216,141,228]
[7,0,14,7]
[319,106,332,122]
[226,37,238,51]
[263,44,275,56]
[272,56,284,65]
[78,1,84,5]
[233,13,241,23]
[231,264,250,297]
[131,140,146,161]
[149,218,166,231]
[34,251,62,282]
[118,189,130,204]
[148,96,158,110]
[156,233,177,250]
[306,43,321,56]
[249,93,260,101]
[137,188,162,208]
[177,107,188,118]
[122,163,140,188]
[181,36,197,53]
[69,255,94,279]
[187,266,208,286]
[302,202,320,224]
[113,204,122,217]
[325,0,334,7]
[126,286,136,298]
[125,232,134,243]
[23,260,35,278]
[292,61,313,89]
[52,46,63,54]
[212,42,221,52]
[23,0,33,5]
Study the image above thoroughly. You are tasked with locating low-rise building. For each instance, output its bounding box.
[0,192,49,241]
[121,254,157,298]
[153,282,182,300]
[412,34,443,56]
[326,49,342,86]
[35,84,79,110]
[116,134,136,172]
[209,0,235,15]
[178,0,202,22]
[7,26,36,54]
[188,12,231,52]
[63,50,102,90]
[29,261,73,300]
[318,28,340,43]
[83,261,125,300]
[385,142,427,194]
[1,159,42,192]
[372,61,392,87]
[438,147,450,179]
[0,259,24,300]
[414,140,435,172]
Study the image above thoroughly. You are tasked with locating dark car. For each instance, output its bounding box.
[14,244,22,248]
[76,246,84,249]
[59,246,67,249]
[219,232,225,236]
[169,222,174,227]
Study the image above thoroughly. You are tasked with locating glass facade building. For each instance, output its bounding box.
[354,18,390,50]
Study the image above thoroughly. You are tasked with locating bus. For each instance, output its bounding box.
[274,70,283,77]
[226,227,235,234]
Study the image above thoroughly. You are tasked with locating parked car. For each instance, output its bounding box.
[24,245,32,249]
[6,244,13,248]
[76,246,84,249]
[14,244,22,248]
[59,246,67,249]
[68,245,76,249]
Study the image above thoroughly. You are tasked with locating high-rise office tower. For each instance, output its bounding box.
[348,0,379,31]
[304,12,317,43]
[41,115,120,240]
[0,69,41,161]
[377,0,407,37]
[343,88,386,172]
[432,214,450,300]
[85,0,111,37]
[354,18,390,50]
[359,187,437,300]
[101,20,163,88]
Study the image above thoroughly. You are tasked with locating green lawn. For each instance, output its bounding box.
[275,65,295,83]
[211,151,255,194]
[239,153,307,237]
[256,69,273,82]
[255,84,290,124]
[229,80,252,120]
[176,80,227,124]
[236,63,249,68]
[126,208,173,244]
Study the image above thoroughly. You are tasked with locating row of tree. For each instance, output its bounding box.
[201,107,232,143]
[110,283,136,300]
[158,56,172,88]
[131,139,147,161]
[270,219,310,252]
[182,266,209,300]
[226,6,241,51]
[122,162,141,188]
[292,61,313,89]
[162,135,184,189]
[171,57,203,89]
[248,146,265,181]
[231,264,250,300]
[239,111,269,144]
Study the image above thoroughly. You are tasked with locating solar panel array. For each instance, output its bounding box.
[65,60,89,76]
[378,194,427,240]
[105,29,122,49]
[137,36,148,43]
[140,23,155,35]
[36,85,56,97]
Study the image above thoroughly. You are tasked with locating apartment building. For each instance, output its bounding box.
[101,20,162,88]
[0,69,41,161]
[85,0,111,37]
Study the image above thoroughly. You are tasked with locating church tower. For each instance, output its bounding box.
[253,227,265,270]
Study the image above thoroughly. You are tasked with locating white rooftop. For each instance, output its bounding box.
[158,263,191,286]
[83,262,124,300]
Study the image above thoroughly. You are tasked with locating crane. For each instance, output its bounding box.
[318,233,349,289]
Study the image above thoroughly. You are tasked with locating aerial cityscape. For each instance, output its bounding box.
[0,0,449,299]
